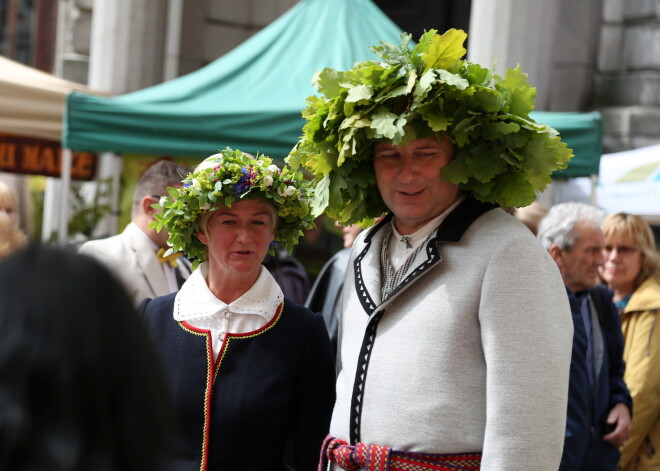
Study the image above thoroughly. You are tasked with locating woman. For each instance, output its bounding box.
[599,212,660,471]
[139,148,335,471]
[0,211,26,260]
[0,245,171,471]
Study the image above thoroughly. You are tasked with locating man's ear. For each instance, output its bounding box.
[549,244,563,266]
[141,196,158,217]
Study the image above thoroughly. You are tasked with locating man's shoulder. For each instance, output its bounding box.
[79,231,130,260]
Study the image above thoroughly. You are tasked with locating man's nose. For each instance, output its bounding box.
[397,157,418,182]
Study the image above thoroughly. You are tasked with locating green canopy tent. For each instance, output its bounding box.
[532,110,603,178]
[63,0,404,160]
[62,0,602,192]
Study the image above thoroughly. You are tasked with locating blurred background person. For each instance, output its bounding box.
[79,159,191,306]
[514,200,549,235]
[600,212,660,471]
[0,180,20,227]
[0,212,27,260]
[538,202,632,471]
[0,244,171,471]
[305,221,371,354]
[139,150,335,471]
[262,247,311,305]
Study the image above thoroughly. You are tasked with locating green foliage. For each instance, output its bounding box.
[151,148,315,265]
[287,29,574,225]
[68,178,112,239]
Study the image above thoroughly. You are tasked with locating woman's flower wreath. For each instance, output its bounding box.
[286,28,574,227]
[151,148,315,268]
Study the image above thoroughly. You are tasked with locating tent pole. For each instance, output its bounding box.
[58,148,72,245]
[590,174,597,207]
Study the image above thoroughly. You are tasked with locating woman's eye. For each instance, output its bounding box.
[220,220,235,225]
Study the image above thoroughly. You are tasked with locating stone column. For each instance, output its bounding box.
[85,0,168,236]
[468,0,563,110]
[88,0,168,94]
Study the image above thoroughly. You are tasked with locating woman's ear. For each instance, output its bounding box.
[197,227,208,246]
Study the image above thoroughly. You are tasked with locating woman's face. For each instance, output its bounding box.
[197,198,276,280]
[0,196,17,226]
[599,233,643,294]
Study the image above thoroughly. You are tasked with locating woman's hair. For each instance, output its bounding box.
[0,180,19,224]
[601,212,660,289]
[0,245,171,471]
[0,212,27,259]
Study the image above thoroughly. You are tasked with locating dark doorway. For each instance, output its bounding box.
[373,0,472,45]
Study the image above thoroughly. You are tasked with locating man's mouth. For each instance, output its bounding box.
[399,189,424,196]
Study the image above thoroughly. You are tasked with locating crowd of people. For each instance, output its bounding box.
[0,28,659,471]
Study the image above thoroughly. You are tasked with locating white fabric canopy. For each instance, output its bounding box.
[597,144,660,220]
[0,56,105,141]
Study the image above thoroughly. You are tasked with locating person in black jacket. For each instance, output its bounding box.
[539,202,633,471]
[140,149,335,471]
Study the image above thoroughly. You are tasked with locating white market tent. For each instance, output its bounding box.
[0,56,104,141]
[597,144,660,222]
[0,56,107,242]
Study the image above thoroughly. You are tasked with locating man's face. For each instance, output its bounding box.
[373,134,461,235]
[555,220,606,293]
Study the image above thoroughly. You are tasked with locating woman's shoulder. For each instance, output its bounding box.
[282,297,326,330]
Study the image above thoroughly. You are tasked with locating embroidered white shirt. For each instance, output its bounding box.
[389,195,465,274]
[173,263,284,360]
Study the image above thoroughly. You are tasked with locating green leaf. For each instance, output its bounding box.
[370,108,399,139]
[314,68,346,99]
[410,29,437,69]
[442,157,470,184]
[346,84,374,103]
[421,29,467,71]
[311,175,331,217]
[495,65,536,117]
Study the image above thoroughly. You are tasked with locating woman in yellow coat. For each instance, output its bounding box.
[600,213,660,471]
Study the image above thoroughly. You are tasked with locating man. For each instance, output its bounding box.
[538,202,632,471]
[80,159,191,306]
[289,29,574,471]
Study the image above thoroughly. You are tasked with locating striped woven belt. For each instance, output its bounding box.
[319,436,482,471]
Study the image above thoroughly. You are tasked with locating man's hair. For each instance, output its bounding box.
[537,202,606,252]
[131,160,190,216]
[602,212,660,287]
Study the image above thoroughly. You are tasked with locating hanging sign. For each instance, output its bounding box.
[0,134,97,180]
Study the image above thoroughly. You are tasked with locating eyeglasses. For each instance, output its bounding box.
[603,245,639,256]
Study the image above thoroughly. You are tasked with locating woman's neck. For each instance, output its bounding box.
[205,266,260,304]
[609,282,635,302]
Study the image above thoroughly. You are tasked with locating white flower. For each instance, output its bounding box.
[267,164,279,173]
[285,185,296,197]
[192,178,202,189]
[159,196,168,206]
[196,154,222,172]
[263,175,274,187]
[202,203,211,210]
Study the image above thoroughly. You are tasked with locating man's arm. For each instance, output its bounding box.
[479,235,573,470]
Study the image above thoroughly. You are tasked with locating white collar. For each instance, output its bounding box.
[391,195,465,250]
[174,263,283,322]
